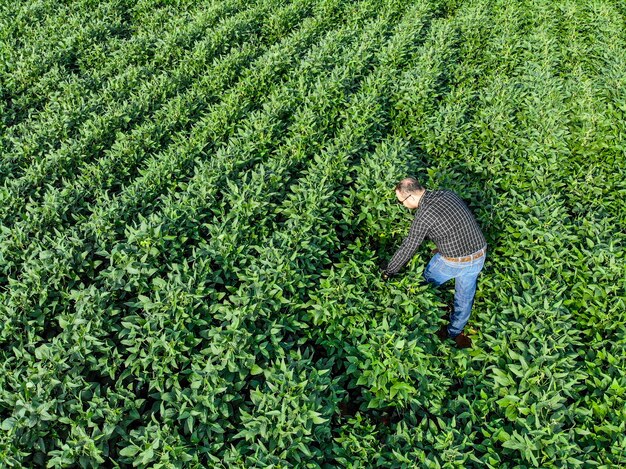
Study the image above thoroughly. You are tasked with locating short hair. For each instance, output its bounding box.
[395,177,424,194]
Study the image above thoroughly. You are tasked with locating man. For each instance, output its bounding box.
[382,177,487,348]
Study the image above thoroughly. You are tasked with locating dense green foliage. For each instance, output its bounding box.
[1,0,625,466]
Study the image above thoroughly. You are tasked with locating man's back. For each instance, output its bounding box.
[417,190,486,258]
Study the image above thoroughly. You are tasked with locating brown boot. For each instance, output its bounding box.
[453,333,472,349]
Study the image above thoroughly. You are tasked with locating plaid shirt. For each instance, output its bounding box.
[384,190,487,275]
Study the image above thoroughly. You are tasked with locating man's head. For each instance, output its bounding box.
[395,177,425,209]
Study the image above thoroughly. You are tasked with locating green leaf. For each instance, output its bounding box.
[502,439,525,451]
[140,446,155,465]
[1,417,16,431]
[390,382,414,399]
[492,369,513,387]
[119,446,139,457]
[309,411,328,424]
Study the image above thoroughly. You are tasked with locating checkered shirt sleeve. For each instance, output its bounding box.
[384,208,430,275]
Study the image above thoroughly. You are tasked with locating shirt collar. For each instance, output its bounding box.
[416,190,427,210]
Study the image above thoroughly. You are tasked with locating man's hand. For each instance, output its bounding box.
[380,266,393,280]
[379,261,390,280]
[380,262,393,280]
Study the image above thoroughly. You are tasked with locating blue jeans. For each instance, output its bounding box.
[423,251,486,338]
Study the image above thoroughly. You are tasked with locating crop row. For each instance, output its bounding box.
[0,0,302,217]
[0,0,428,462]
[1,0,231,134]
[2,0,139,128]
[0,0,244,171]
[0,0,352,289]
[4,0,372,340]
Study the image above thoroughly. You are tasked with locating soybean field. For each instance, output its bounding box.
[1,0,625,466]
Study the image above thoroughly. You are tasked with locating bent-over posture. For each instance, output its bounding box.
[382,177,487,348]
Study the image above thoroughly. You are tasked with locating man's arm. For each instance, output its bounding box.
[384,212,429,276]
